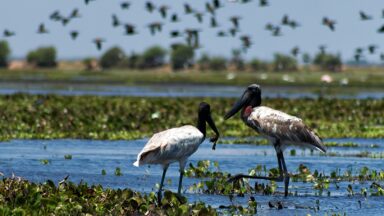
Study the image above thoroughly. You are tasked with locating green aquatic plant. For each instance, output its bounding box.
[64,154,72,160]
[114,167,122,176]
[0,95,382,140]
[40,159,50,165]
[0,177,218,215]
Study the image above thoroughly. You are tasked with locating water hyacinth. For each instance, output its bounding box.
[0,94,382,140]
[0,177,218,215]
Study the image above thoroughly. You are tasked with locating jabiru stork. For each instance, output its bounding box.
[133,102,220,203]
[224,84,326,196]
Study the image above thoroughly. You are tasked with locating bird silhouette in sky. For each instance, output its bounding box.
[112,14,120,27]
[37,23,49,34]
[3,29,15,37]
[124,24,137,35]
[70,31,79,40]
[359,11,372,20]
[322,17,336,31]
[120,2,130,10]
[93,38,105,50]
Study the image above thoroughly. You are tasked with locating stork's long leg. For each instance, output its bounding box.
[177,168,184,194]
[278,151,290,197]
[227,140,291,196]
[227,147,284,182]
[158,165,169,204]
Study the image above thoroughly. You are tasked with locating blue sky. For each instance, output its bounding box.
[0,0,383,61]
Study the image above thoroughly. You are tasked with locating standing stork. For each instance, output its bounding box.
[133,102,220,203]
[224,84,326,196]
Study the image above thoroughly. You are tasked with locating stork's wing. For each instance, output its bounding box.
[134,125,204,166]
[248,106,326,152]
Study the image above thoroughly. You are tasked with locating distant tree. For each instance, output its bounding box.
[272,53,298,72]
[248,58,269,72]
[100,46,125,69]
[121,52,141,69]
[302,53,312,65]
[83,57,98,71]
[0,40,11,68]
[230,49,245,71]
[197,53,211,71]
[137,46,166,69]
[170,44,194,70]
[208,56,227,71]
[313,52,342,72]
[27,46,57,68]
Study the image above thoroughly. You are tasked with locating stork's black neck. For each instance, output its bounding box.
[197,115,206,137]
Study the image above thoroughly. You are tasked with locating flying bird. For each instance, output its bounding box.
[133,102,219,203]
[112,14,120,27]
[322,17,336,31]
[159,5,169,18]
[230,16,241,29]
[194,12,204,23]
[70,31,79,40]
[359,11,372,20]
[49,10,62,21]
[240,35,251,50]
[3,29,15,37]
[259,0,269,7]
[120,2,130,10]
[145,1,155,13]
[210,17,219,28]
[93,38,105,50]
[229,28,239,37]
[147,22,163,35]
[224,84,326,196]
[213,0,222,9]
[37,23,49,34]
[171,13,180,22]
[124,24,137,35]
[368,45,378,54]
[378,25,384,33]
[84,0,95,5]
[184,3,194,14]
[70,8,81,18]
[217,30,228,37]
[291,46,300,57]
[272,26,282,36]
[170,30,181,38]
[206,3,215,15]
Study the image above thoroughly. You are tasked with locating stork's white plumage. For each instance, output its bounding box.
[224,84,326,196]
[133,125,204,168]
[133,102,220,203]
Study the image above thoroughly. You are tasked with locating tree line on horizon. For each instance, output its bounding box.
[0,40,344,72]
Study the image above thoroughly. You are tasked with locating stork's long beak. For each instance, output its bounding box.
[206,114,220,150]
[224,91,250,120]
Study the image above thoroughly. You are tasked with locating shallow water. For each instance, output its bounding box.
[1,83,384,99]
[0,138,383,215]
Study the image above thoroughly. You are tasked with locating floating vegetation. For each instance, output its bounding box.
[64,154,72,160]
[114,167,122,176]
[0,95,382,140]
[101,169,106,176]
[39,159,50,165]
[185,160,384,197]
[0,177,217,215]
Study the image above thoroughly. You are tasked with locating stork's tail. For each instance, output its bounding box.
[310,130,327,153]
[133,161,140,167]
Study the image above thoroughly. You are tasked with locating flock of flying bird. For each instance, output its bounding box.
[2,1,384,61]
